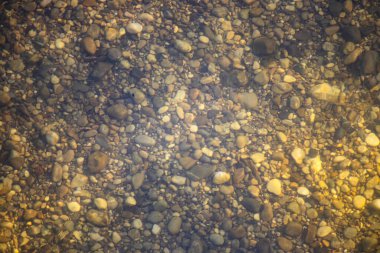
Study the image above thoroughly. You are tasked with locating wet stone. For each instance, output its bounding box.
[52,163,63,182]
[187,164,216,181]
[267,179,282,196]
[317,226,332,237]
[91,62,113,79]
[23,209,38,220]
[252,37,277,56]
[341,26,362,43]
[360,51,379,75]
[67,201,81,212]
[147,211,164,223]
[359,237,378,252]
[229,225,246,239]
[126,22,143,34]
[107,104,128,120]
[168,216,182,234]
[210,233,224,246]
[0,91,11,106]
[86,209,109,226]
[285,222,303,237]
[277,236,293,252]
[261,203,274,222]
[135,135,156,146]
[94,198,108,210]
[132,171,145,190]
[254,71,269,85]
[82,37,96,55]
[241,197,262,213]
[87,151,109,174]
[71,174,88,188]
[234,92,258,110]
[343,227,357,239]
[174,40,192,53]
[9,59,25,72]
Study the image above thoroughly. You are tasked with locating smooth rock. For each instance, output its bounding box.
[251,152,265,163]
[87,151,109,174]
[132,171,145,190]
[126,23,143,34]
[91,62,113,79]
[112,232,121,244]
[283,75,296,83]
[310,83,342,103]
[252,37,277,56]
[365,133,379,147]
[135,135,156,146]
[106,28,118,41]
[125,196,137,206]
[213,172,231,184]
[94,198,108,210]
[234,92,258,110]
[353,195,366,209]
[359,237,378,252]
[130,88,146,104]
[267,179,282,196]
[277,236,293,251]
[291,147,305,164]
[45,131,59,145]
[52,163,63,182]
[261,203,273,221]
[360,51,378,74]
[236,135,249,148]
[147,211,164,223]
[285,222,303,237]
[67,201,81,212]
[168,217,182,234]
[317,226,332,237]
[210,234,224,246]
[82,37,97,55]
[86,209,109,226]
[0,91,11,106]
[241,197,261,213]
[171,175,186,185]
[254,71,269,85]
[187,164,216,181]
[341,26,362,43]
[107,104,128,120]
[9,59,25,72]
[23,209,38,220]
[174,40,192,53]
[344,48,363,65]
[71,174,88,188]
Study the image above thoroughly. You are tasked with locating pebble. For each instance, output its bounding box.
[9,59,25,72]
[344,48,363,65]
[107,104,129,120]
[168,217,182,235]
[251,153,265,163]
[210,234,224,246]
[94,198,108,210]
[285,222,303,237]
[71,174,88,188]
[236,135,249,148]
[132,171,145,190]
[55,39,65,49]
[267,179,282,196]
[234,92,258,110]
[45,131,59,146]
[213,172,231,184]
[252,37,277,56]
[0,91,11,106]
[260,203,273,221]
[82,37,97,55]
[86,209,109,227]
[106,28,118,41]
[310,83,342,103]
[343,227,358,239]
[297,186,310,196]
[353,195,366,209]
[291,147,305,165]
[174,40,192,53]
[87,151,109,174]
[171,175,186,185]
[112,232,121,244]
[125,196,137,206]
[254,71,269,85]
[23,209,38,220]
[365,133,380,147]
[152,224,161,235]
[187,164,215,181]
[370,199,380,212]
[126,23,143,34]
[135,134,156,146]
[147,211,164,223]
[277,236,293,251]
[283,75,296,83]
[67,201,81,212]
[317,226,332,237]
[52,163,63,182]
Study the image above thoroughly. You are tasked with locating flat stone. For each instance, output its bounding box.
[370,199,380,213]
[52,163,63,182]
[213,171,231,184]
[236,135,249,149]
[254,71,269,85]
[187,164,216,181]
[0,178,13,195]
[129,88,146,104]
[112,232,121,244]
[210,234,224,246]
[229,225,246,239]
[168,216,182,234]
[147,211,164,223]
[353,195,366,209]
[171,175,186,185]
[91,62,113,79]
[305,224,317,244]
[277,236,293,251]
[126,22,143,34]
[71,174,88,188]
[341,26,362,43]
[291,147,305,164]
[260,203,273,221]
[87,151,109,174]
[267,179,282,196]
[365,133,380,147]
[174,40,192,53]
[94,198,108,210]
[241,197,261,213]
[135,135,156,146]
[132,171,145,190]
[234,92,259,110]
[317,226,332,237]
[310,83,342,103]
[86,209,109,226]
[107,104,128,120]
[67,201,81,212]
[82,37,96,55]
[285,222,303,237]
[252,37,277,56]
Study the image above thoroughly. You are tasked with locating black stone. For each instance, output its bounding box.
[341,26,362,43]
[252,37,277,56]
[328,0,343,16]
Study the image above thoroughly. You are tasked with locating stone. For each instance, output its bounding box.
[106,28,118,41]
[126,23,143,34]
[359,237,378,252]
[343,227,357,239]
[236,135,249,149]
[277,236,293,251]
[152,224,161,235]
[344,48,363,65]
[305,224,317,244]
[251,153,265,163]
[135,135,156,146]
[353,195,366,209]
[0,178,12,195]
[212,6,228,17]
[370,199,380,213]
[254,71,269,85]
[0,91,11,106]
[252,37,277,56]
[256,239,273,253]
[168,217,182,234]
[360,51,378,75]
[91,62,113,79]
[317,226,332,237]
[67,201,81,212]
[107,48,122,61]
[129,88,146,104]
[174,40,192,53]
[297,186,310,196]
[291,147,305,164]
[112,232,121,244]
[260,203,273,221]
[107,104,128,120]
[86,209,109,226]
[125,196,137,206]
[178,156,197,170]
[87,151,109,174]
[213,172,230,184]
[82,37,96,55]
[365,133,379,147]
[283,75,296,83]
[94,198,108,210]
[8,150,24,169]
[171,175,186,185]
[210,234,224,246]
[310,83,342,103]
[241,197,261,213]
[234,92,258,110]
[229,225,246,239]
[329,0,343,16]
[289,96,301,110]
[52,163,63,182]
[147,211,164,223]
[9,59,25,72]
[45,131,59,145]
[187,164,216,181]
[71,174,88,188]
[132,171,145,190]
[23,209,38,220]
[87,24,101,38]
[285,222,303,237]
[272,82,292,94]
[341,26,362,43]
[267,179,282,195]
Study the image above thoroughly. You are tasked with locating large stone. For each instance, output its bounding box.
[252,37,277,56]
[107,104,128,120]
[87,151,109,174]
[168,216,182,234]
[187,164,216,181]
[213,172,231,184]
[86,209,109,226]
[126,22,143,34]
[134,135,156,146]
[341,26,362,43]
[234,92,259,110]
[91,62,113,79]
[360,50,378,74]
[310,83,343,103]
[254,71,269,85]
[285,222,303,237]
[174,40,192,53]
[82,37,97,55]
